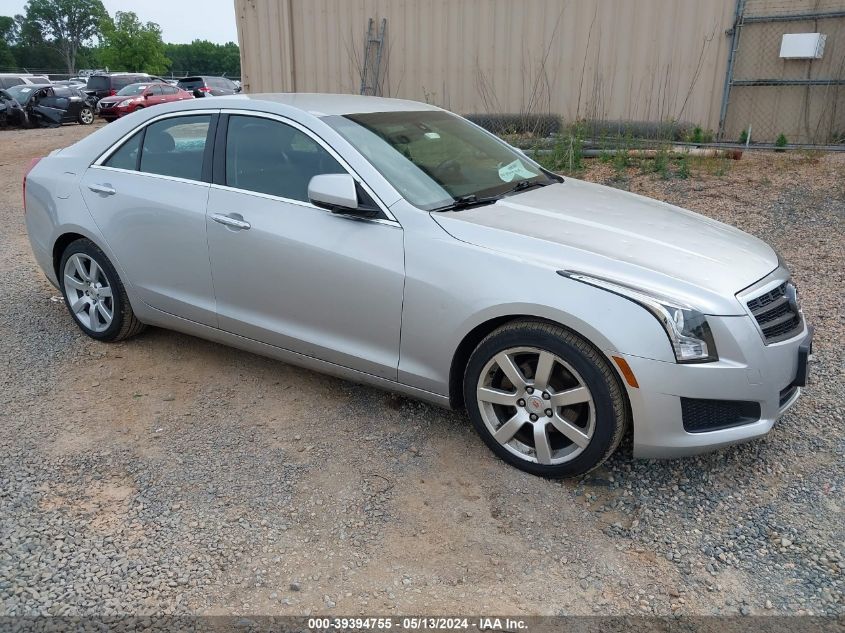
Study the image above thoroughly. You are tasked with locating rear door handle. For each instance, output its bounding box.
[88,183,115,195]
[211,213,251,230]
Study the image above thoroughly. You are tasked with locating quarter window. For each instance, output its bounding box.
[224,115,345,201]
[139,115,212,181]
[104,131,143,171]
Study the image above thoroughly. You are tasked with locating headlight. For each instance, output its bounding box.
[117,99,132,107]
[561,271,718,363]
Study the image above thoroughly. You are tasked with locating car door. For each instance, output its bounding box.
[205,113,405,379]
[28,88,64,124]
[80,112,219,326]
[144,84,165,106]
[63,89,84,121]
[160,84,183,103]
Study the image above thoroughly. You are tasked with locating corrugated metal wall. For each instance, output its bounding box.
[235,0,736,130]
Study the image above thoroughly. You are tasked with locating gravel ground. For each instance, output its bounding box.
[0,124,843,618]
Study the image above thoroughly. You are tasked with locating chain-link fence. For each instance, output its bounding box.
[720,0,845,144]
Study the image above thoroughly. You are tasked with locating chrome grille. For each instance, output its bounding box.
[746,281,802,343]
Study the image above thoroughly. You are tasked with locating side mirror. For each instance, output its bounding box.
[308,173,377,218]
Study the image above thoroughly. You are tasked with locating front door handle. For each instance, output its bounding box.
[88,183,115,195]
[211,213,251,230]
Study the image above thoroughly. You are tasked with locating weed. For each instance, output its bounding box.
[652,145,670,179]
[677,154,690,179]
[687,126,714,144]
[775,133,788,152]
[738,129,748,145]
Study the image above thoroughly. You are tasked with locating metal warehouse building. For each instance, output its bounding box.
[235,0,845,143]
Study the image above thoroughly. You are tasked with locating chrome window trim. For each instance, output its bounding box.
[91,107,398,224]
[89,164,211,188]
[218,108,396,223]
[93,109,220,167]
[736,266,805,345]
[208,183,400,228]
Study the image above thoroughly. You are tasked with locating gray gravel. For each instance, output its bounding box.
[0,127,842,617]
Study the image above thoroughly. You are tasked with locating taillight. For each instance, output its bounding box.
[23,157,43,213]
[109,89,117,96]
[199,86,211,92]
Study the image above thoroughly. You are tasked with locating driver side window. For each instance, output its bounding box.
[224,115,345,202]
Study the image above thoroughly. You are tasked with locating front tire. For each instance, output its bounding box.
[463,320,628,478]
[78,107,94,125]
[59,238,146,342]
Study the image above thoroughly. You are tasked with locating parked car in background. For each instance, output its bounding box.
[54,79,88,89]
[96,82,193,121]
[176,76,241,97]
[0,73,52,89]
[85,73,167,101]
[0,91,26,126]
[22,94,812,478]
[2,84,95,126]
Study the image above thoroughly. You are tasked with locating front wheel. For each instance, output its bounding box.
[59,238,146,341]
[463,320,628,478]
[78,107,94,125]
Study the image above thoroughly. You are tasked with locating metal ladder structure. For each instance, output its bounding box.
[359,18,387,96]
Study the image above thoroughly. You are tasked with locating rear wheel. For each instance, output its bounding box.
[78,107,94,125]
[59,238,146,342]
[463,320,628,477]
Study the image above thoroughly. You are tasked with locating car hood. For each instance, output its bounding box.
[432,178,778,315]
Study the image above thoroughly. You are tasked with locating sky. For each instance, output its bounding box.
[4,0,239,44]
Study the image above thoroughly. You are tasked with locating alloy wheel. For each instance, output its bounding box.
[63,254,114,332]
[476,346,595,465]
[80,108,94,124]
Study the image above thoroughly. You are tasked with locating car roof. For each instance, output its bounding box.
[220,93,442,117]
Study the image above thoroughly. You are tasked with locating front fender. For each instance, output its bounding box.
[397,213,673,396]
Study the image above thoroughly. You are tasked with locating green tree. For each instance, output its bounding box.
[99,11,169,74]
[0,15,20,45]
[164,40,241,77]
[0,16,18,68]
[23,0,106,74]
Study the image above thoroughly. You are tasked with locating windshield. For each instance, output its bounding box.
[117,83,149,96]
[4,85,36,104]
[325,110,551,210]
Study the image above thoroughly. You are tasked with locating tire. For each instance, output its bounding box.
[463,319,628,478]
[59,238,146,342]
[78,107,94,125]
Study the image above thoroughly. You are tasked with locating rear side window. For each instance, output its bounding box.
[225,115,345,201]
[104,131,143,170]
[139,115,212,181]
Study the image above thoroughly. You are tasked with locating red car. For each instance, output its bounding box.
[96,82,193,121]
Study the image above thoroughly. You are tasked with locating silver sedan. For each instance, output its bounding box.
[24,94,812,477]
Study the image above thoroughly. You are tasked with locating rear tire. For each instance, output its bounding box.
[463,319,628,478]
[59,238,146,342]
[78,107,94,125]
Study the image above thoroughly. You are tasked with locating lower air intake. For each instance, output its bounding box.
[681,398,761,433]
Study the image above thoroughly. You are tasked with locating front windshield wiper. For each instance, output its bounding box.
[504,179,552,195]
[432,194,502,213]
[433,178,555,213]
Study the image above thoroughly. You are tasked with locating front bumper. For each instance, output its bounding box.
[96,104,129,119]
[622,314,811,458]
